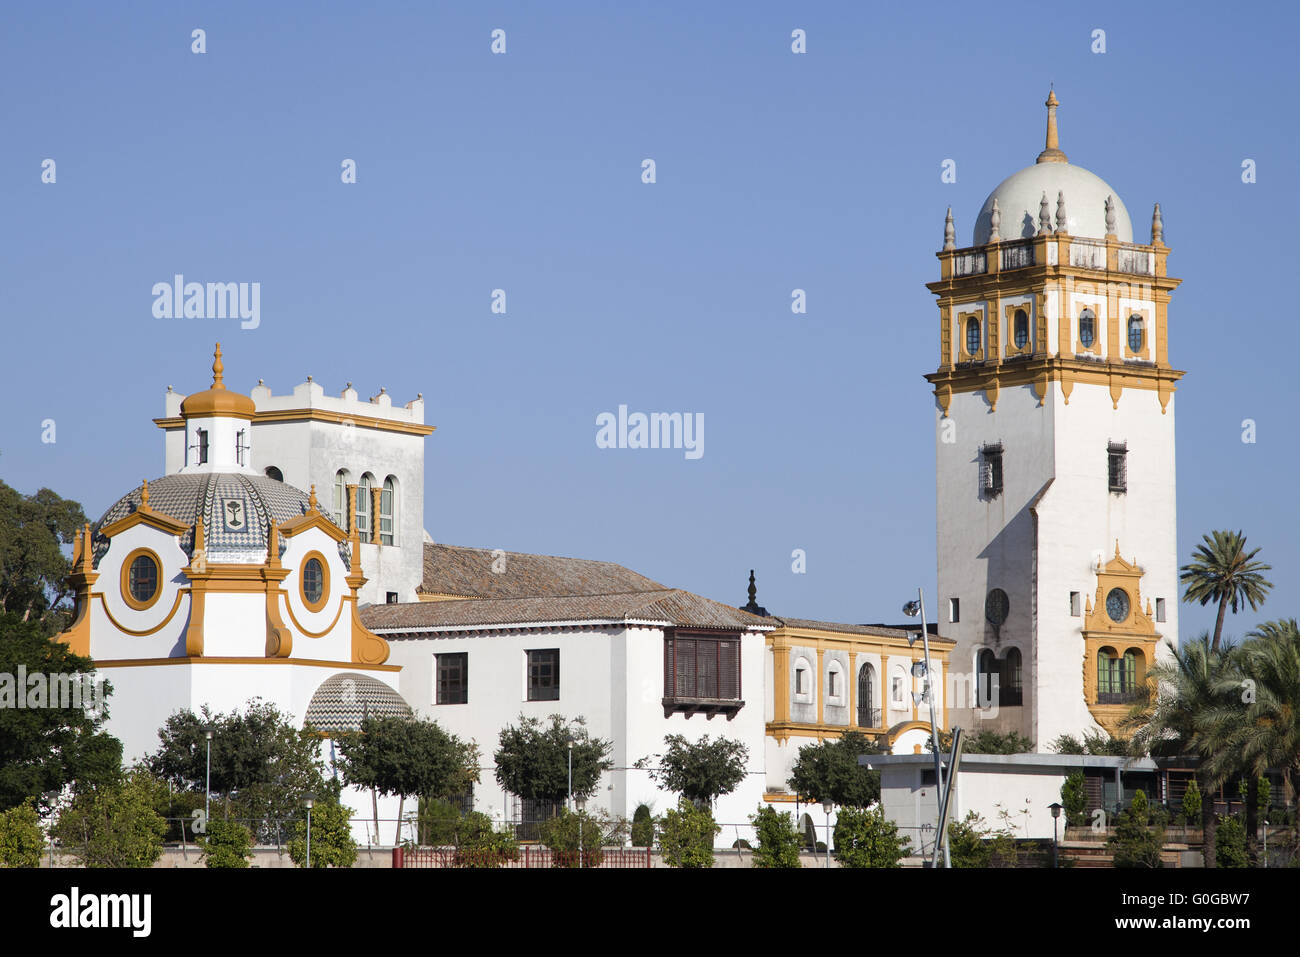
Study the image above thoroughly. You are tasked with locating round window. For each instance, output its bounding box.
[129,554,158,603]
[303,557,325,605]
[985,588,1009,625]
[1106,588,1130,623]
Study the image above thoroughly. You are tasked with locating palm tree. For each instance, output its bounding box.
[1179,531,1272,653]
[1125,634,1237,867]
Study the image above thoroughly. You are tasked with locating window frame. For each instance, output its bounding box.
[981,443,1004,499]
[1108,442,1128,493]
[526,648,560,702]
[436,652,468,705]
[357,473,374,537]
[299,550,330,613]
[663,630,744,718]
[380,476,396,546]
[120,547,163,611]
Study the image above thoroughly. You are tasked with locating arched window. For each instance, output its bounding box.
[357,473,374,538]
[977,649,998,707]
[264,465,283,482]
[858,663,878,728]
[965,317,981,356]
[1128,314,1144,352]
[1013,309,1029,349]
[380,476,397,545]
[332,469,351,531]
[1078,308,1096,348]
[1001,647,1023,706]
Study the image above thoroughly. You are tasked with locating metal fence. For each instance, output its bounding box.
[393,845,651,868]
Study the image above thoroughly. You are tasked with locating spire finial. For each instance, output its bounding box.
[1055,190,1069,234]
[211,343,226,390]
[308,484,319,511]
[140,478,150,509]
[1151,203,1164,245]
[1114,539,1121,559]
[1104,195,1117,237]
[1036,89,1068,164]
[943,207,955,250]
[988,198,1001,242]
[748,569,757,604]
[1038,192,1052,235]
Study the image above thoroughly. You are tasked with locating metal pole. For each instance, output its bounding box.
[205,736,211,826]
[917,588,949,868]
[306,806,312,868]
[825,808,831,868]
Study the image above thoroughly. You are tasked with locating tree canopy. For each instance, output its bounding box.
[493,714,612,804]
[1180,530,1272,652]
[787,731,882,807]
[0,480,86,635]
[637,734,749,807]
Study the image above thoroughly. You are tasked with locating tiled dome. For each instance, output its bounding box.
[304,673,413,734]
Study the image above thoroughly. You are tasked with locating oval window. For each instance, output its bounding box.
[303,558,324,605]
[1106,588,1130,623]
[1014,310,1029,349]
[129,554,158,603]
[1079,308,1095,348]
[985,588,1010,625]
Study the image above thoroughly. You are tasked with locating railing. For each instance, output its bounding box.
[1098,690,1142,704]
[393,845,652,869]
[1068,239,1107,269]
[856,707,882,728]
[1000,242,1034,270]
[953,251,987,276]
[1117,248,1153,275]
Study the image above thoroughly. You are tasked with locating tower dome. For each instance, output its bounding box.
[971,91,1133,245]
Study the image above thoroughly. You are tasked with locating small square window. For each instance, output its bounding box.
[1108,442,1128,493]
[949,598,960,623]
[795,668,805,695]
[437,652,468,705]
[892,675,904,704]
[527,649,559,701]
[1156,598,1166,623]
[1070,591,1081,617]
[829,671,839,697]
[386,591,398,605]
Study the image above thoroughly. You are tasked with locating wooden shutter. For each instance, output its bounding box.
[719,639,739,699]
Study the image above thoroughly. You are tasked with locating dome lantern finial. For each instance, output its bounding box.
[1055,190,1069,235]
[1151,203,1164,245]
[1104,195,1117,237]
[1038,192,1053,235]
[211,343,226,391]
[1036,89,1068,164]
[943,207,955,250]
[988,198,1001,242]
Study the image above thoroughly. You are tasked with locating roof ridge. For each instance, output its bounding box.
[425,541,658,571]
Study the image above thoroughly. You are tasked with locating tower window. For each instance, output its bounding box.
[1156,597,1166,623]
[357,473,374,537]
[1078,308,1096,348]
[264,465,283,482]
[195,429,209,465]
[235,429,247,466]
[949,598,960,623]
[1013,309,1029,349]
[380,476,396,546]
[1108,442,1127,493]
[332,469,351,531]
[795,667,806,695]
[1127,314,1145,352]
[829,670,839,698]
[1070,591,1081,617]
[965,317,981,356]
[981,443,1003,498]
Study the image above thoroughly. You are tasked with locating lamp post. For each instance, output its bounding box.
[822,800,833,868]
[1048,802,1062,868]
[202,726,214,827]
[575,795,586,870]
[303,792,316,868]
[903,589,949,869]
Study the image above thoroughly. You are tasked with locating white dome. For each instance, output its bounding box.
[973,162,1133,245]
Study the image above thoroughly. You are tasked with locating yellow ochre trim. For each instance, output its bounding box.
[89,656,401,672]
[298,550,332,614]
[153,409,435,437]
[93,590,187,637]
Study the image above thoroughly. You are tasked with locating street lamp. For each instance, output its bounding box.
[903,590,949,869]
[822,800,833,869]
[303,792,317,868]
[575,794,586,870]
[202,726,215,827]
[1048,802,1063,868]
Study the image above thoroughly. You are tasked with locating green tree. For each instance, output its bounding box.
[417,798,464,846]
[1179,530,1272,653]
[538,808,627,868]
[637,734,748,808]
[1125,634,1235,867]
[287,795,357,868]
[148,699,327,839]
[946,810,994,868]
[658,798,719,868]
[0,480,86,634]
[631,803,654,847]
[52,768,167,868]
[494,714,612,809]
[0,612,122,812]
[1214,815,1248,868]
[833,806,910,868]
[335,714,480,844]
[1107,790,1165,868]
[201,819,254,868]
[1180,778,1202,826]
[750,806,802,868]
[0,802,44,867]
[451,812,520,868]
[1061,772,1087,827]
[787,731,882,807]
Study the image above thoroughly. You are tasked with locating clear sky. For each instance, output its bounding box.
[2,1,1295,644]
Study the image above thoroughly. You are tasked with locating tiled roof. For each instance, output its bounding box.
[92,472,348,566]
[767,617,955,644]
[303,673,413,734]
[361,588,774,633]
[420,543,666,599]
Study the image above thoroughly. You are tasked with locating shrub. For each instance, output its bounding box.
[202,819,253,868]
[833,806,910,868]
[750,806,801,868]
[631,803,654,847]
[1107,790,1165,868]
[946,811,993,868]
[658,798,719,868]
[0,803,44,868]
[1181,779,1202,827]
[1215,815,1248,868]
[287,798,357,868]
[1061,772,1087,827]
[52,768,167,868]
[417,798,464,846]
[538,808,626,868]
[451,811,520,868]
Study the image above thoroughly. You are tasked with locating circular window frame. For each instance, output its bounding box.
[985,588,1010,626]
[299,550,331,613]
[1106,587,1130,623]
[120,547,163,611]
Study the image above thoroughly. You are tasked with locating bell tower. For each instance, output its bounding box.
[925,92,1184,748]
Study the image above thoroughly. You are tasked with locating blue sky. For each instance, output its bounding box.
[2,1,1295,643]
